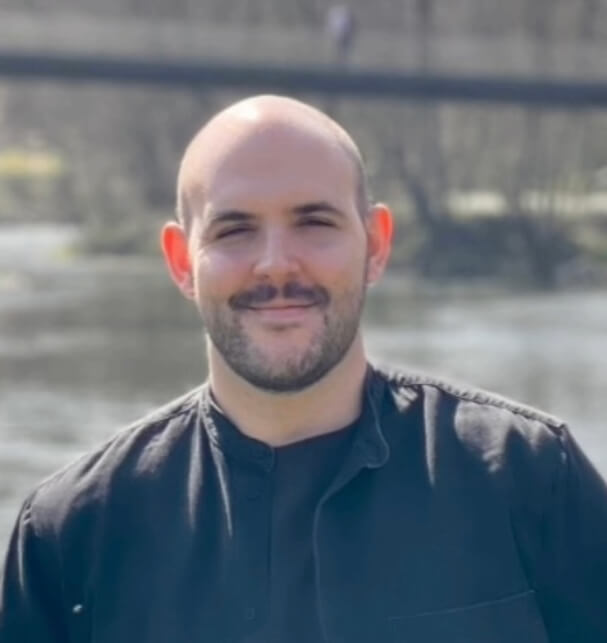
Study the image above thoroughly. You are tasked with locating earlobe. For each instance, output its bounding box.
[161,222,195,300]
[366,203,393,285]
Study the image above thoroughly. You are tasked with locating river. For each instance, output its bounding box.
[1,223,606,553]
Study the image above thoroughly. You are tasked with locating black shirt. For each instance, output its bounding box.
[210,399,357,643]
[3,367,607,643]
[253,425,356,642]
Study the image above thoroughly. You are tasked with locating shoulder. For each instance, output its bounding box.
[23,385,204,534]
[373,364,570,481]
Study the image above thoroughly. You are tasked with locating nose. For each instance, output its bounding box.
[252,227,300,280]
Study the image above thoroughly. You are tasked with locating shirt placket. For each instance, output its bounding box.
[229,450,274,641]
[312,381,390,642]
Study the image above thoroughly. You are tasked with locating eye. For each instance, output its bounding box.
[298,217,335,228]
[216,225,254,240]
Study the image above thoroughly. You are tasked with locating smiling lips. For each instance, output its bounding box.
[246,302,317,323]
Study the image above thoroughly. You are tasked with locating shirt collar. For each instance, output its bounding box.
[200,385,275,471]
[198,364,390,471]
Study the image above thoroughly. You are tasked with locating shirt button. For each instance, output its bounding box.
[244,607,256,621]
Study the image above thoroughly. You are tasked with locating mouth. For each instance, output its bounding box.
[247,302,316,311]
[244,302,318,324]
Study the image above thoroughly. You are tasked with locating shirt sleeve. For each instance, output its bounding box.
[0,495,69,643]
[535,427,607,643]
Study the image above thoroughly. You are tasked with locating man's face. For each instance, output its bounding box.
[184,123,372,393]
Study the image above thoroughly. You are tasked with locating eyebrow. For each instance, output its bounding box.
[291,201,345,217]
[205,210,255,227]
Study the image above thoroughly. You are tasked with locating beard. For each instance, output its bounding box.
[200,275,367,393]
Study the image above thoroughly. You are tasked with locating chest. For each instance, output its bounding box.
[68,462,549,643]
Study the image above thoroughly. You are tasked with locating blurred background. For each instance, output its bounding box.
[2,0,607,553]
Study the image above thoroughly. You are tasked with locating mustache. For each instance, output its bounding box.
[229,282,330,309]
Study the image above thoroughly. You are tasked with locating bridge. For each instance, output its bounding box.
[2,10,607,107]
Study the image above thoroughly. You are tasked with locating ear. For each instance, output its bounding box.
[365,203,393,285]
[161,221,195,300]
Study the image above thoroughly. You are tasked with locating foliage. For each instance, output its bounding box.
[3,0,607,287]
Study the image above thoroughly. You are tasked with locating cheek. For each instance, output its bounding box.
[306,240,368,284]
[192,251,249,299]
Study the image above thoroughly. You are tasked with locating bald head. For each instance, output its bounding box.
[176,95,370,232]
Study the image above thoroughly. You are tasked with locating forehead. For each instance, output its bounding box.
[180,118,358,214]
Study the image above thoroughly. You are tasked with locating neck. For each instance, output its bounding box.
[207,335,368,447]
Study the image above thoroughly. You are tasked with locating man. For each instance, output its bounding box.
[1,95,606,643]
[325,4,357,63]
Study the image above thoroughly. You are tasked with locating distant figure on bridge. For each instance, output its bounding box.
[325,4,357,64]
